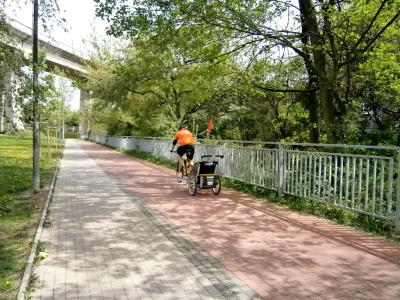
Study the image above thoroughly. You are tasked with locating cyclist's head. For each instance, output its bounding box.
[178,124,187,130]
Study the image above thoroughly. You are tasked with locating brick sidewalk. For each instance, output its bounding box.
[31,140,261,300]
[32,139,400,300]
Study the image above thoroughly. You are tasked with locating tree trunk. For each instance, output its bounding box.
[308,88,320,143]
[319,81,341,143]
[299,0,342,144]
[299,2,320,143]
[173,88,181,120]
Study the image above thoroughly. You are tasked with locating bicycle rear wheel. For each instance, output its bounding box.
[176,162,183,182]
[212,176,221,195]
[188,174,197,196]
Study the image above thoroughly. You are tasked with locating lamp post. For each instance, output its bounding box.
[32,0,40,191]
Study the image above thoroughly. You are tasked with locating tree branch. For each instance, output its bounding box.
[349,0,388,55]
[339,2,400,68]
[246,73,319,93]
[128,89,167,102]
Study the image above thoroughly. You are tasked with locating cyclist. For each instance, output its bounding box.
[170,125,195,169]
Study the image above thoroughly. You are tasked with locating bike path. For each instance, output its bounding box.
[31,140,261,300]
[33,139,399,300]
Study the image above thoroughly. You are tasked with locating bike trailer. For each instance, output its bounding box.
[196,161,219,188]
[188,155,224,196]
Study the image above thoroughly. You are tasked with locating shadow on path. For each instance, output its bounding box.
[79,140,400,300]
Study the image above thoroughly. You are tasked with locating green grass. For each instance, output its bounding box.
[111,145,400,244]
[0,136,61,194]
[0,135,63,300]
[64,132,78,139]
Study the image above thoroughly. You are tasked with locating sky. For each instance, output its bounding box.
[6,0,109,110]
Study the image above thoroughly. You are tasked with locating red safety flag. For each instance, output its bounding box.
[208,119,213,132]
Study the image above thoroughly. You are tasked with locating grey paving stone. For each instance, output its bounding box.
[112,289,128,299]
[66,290,79,299]
[29,140,261,300]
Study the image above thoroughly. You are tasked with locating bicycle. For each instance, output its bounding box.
[172,150,193,183]
[187,155,224,196]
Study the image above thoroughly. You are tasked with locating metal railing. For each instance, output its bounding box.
[88,135,400,234]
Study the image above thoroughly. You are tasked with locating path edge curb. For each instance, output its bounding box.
[17,150,63,300]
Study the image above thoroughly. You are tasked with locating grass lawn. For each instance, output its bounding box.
[0,135,63,300]
[64,132,78,139]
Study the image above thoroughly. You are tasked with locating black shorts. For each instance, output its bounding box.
[177,144,195,160]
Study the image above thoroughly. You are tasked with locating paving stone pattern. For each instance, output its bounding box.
[79,139,400,300]
[31,140,261,300]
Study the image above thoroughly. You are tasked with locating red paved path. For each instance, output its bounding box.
[79,140,400,300]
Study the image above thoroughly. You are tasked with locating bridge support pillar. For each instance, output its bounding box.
[1,71,24,133]
[0,75,4,133]
[79,89,89,138]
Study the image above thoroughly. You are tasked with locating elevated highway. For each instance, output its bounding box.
[2,18,89,135]
[9,18,88,76]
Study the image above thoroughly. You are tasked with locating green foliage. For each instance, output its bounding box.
[82,36,243,137]
[16,50,59,121]
[92,0,400,144]
[82,35,317,142]
[64,110,81,127]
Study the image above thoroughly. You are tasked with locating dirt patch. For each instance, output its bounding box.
[18,189,48,199]
[22,189,49,237]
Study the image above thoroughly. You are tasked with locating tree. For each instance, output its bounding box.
[82,35,242,136]
[54,75,75,139]
[0,10,25,132]
[94,0,400,143]
[65,110,81,127]
[15,50,57,120]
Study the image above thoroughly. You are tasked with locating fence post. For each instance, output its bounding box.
[278,144,284,196]
[152,138,156,156]
[396,150,400,235]
[221,143,227,178]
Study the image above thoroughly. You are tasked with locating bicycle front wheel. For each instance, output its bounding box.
[212,176,221,195]
[176,162,183,182]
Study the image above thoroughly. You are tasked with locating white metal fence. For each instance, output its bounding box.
[88,135,400,234]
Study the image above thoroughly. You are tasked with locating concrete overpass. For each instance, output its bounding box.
[2,18,89,135]
[9,18,88,75]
